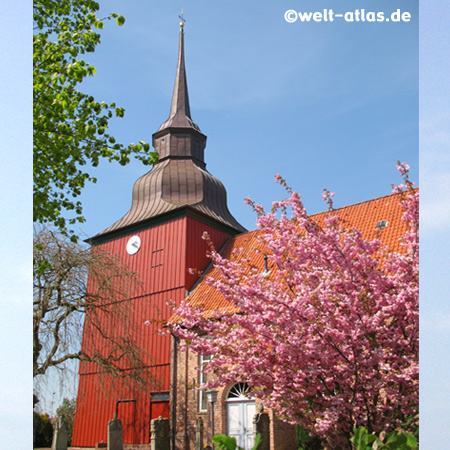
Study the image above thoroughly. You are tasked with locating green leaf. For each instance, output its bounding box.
[33,0,157,239]
[116,15,125,25]
[385,431,407,447]
[350,427,372,450]
[212,434,237,450]
[404,433,418,448]
[350,427,366,449]
[252,433,262,450]
[380,430,418,449]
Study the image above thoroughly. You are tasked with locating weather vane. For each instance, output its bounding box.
[179,8,185,28]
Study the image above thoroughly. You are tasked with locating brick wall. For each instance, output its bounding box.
[171,336,297,450]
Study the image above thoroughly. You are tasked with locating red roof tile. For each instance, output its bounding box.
[171,191,414,323]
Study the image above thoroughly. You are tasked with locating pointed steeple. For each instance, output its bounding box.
[157,22,201,133]
[169,26,191,119]
[93,20,247,239]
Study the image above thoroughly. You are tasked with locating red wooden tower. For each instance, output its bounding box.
[72,24,245,447]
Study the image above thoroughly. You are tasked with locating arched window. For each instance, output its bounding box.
[226,382,251,401]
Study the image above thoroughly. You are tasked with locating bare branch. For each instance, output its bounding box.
[33,228,154,397]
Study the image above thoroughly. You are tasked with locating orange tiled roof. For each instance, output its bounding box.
[172,191,413,322]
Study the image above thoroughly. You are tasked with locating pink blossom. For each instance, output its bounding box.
[397,161,410,175]
[170,165,418,449]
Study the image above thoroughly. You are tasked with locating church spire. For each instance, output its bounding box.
[169,20,190,119]
[92,19,247,239]
[157,17,201,133]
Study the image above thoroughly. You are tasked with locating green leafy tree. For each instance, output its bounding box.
[34,0,158,238]
[56,398,76,445]
[33,412,54,448]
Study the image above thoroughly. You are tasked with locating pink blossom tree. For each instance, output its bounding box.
[170,164,418,449]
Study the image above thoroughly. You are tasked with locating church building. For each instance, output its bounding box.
[170,192,409,450]
[72,21,410,450]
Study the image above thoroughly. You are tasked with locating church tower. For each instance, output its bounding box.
[72,22,245,447]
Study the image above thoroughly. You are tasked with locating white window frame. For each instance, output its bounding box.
[198,354,212,412]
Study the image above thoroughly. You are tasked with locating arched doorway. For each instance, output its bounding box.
[226,383,255,450]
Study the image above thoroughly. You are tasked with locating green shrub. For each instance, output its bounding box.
[295,424,323,450]
[33,412,53,447]
[212,433,262,450]
[56,397,76,446]
[350,426,418,450]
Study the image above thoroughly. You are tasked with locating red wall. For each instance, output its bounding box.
[74,367,171,445]
[72,215,232,447]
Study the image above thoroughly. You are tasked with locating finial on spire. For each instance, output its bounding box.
[179,8,185,29]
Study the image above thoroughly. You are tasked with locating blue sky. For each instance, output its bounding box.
[77,0,419,238]
[0,0,448,448]
[419,1,450,448]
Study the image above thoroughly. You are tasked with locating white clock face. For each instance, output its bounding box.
[126,235,141,255]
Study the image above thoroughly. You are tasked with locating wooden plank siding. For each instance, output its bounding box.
[72,215,233,447]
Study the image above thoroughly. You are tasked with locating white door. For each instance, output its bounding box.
[226,383,255,450]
